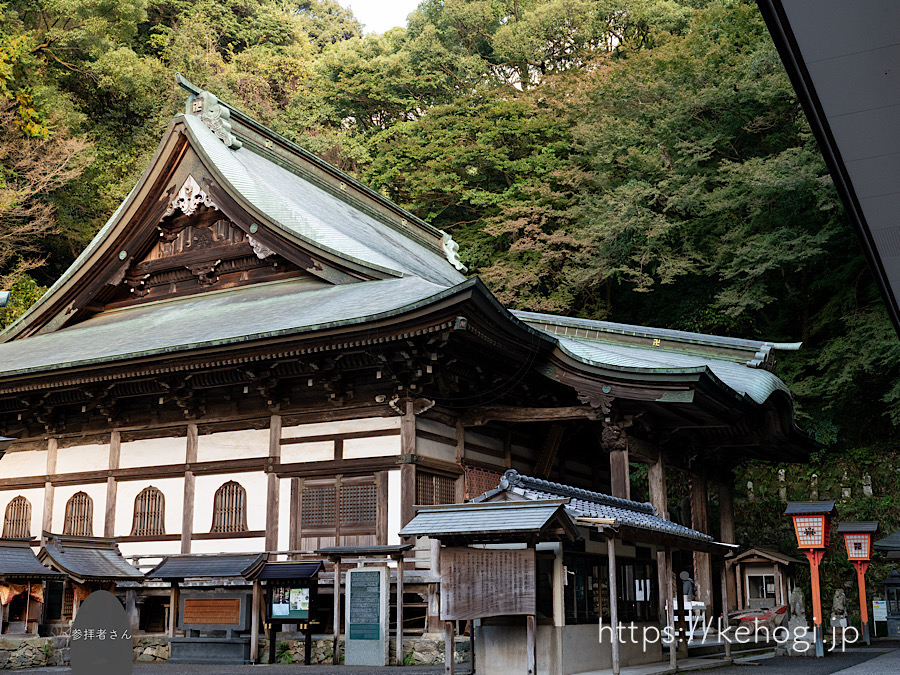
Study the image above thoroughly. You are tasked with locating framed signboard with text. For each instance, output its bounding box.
[267,581,318,624]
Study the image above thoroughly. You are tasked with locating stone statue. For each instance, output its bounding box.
[789,587,805,619]
[832,588,847,618]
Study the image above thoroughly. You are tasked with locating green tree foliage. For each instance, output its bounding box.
[0,0,897,448]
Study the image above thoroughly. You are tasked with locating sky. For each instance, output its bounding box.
[342,0,422,34]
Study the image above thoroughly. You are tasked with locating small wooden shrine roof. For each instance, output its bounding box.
[39,534,143,582]
[244,561,324,581]
[145,553,267,580]
[729,547,805,566]
[0,538,63,580]
[399,500,578,545]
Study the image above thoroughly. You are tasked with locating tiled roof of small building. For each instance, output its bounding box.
[473,470,714,543]
[145,553,267,580]
[0,539,63,579]
[39,535,143,581]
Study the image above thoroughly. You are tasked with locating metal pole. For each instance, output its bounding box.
[608,535,620,675]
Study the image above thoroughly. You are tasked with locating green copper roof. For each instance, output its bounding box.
[0,276,454,379]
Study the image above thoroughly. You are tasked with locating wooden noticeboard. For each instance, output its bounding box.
[183,598,241,625]
[440,547,536,620]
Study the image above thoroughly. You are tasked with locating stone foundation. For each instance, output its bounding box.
[0,633,470,668]
[0,637,69,669]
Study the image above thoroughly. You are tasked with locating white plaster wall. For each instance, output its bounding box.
[417,418,455,437]
[0,487,45,537]
[120,437,187,469]
[51,483,106,536]
[388,469,401,544]
[280,441,333,464]
[118,540,182,559]
[281,416,400,439]
[190,537,266,554]
[343,435,400,459]
[278,477,292,550]
[55,443,109,474]
[114,477,184,538]
[0,450,48,479]
[197,429,269,463]
[193,471,267,534]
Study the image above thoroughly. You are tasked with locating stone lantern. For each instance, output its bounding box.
[785,501,836,657]
[883,567,900,638]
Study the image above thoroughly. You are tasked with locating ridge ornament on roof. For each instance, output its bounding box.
[440,231,467,272]
[161,175,217,222]
[187,90,242,150]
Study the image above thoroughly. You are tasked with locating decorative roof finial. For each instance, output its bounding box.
[186,90,242,150]
[440,231,467,272]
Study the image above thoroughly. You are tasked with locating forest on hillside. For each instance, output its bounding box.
[1,0,899,497]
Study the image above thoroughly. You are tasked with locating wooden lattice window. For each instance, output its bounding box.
[132,486,166,536]
[63,492,93,536]
[2,496,31,538]
[211,481,247,533]
[464,466,503,500]
[300,477,376,535]
[300,483,336,530]
[340,482,377,528]
[416,472,457,506]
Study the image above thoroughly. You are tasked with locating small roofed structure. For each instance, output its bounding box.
[401,470,737,675]
[0,538,62,636]
[728,547,805,610]
[874,528,900,560]
[145,553,270,666]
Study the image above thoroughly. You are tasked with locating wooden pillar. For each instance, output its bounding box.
[332,560,341,665]
[400,401,417,533]
[718,481,737,611]
[608,535,620,675]
[735,563,744,609]
[168,582,179,638]
[526,614,536,675]
[690,474,713,611]
[649,457,668,624]
[125,588,139,632]
[609,450,630,500]
[396,555,404,665]
[455,420,465,502]
[250,579,261,662]
[265,415,281,551]
[666,548,676,670]
[720,561,731,659]
[444,621,455,675]
[42,439,57,538]
[104,431,120,537]
[181,424,198,554]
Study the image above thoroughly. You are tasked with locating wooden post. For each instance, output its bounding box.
[526,614,536,675]
[853,561,871,645]
[609,449,630,500]
[269,624,278,664]
[396,554,405,665]
[735,562,743,609]
[608,535,620,675]
[718,481,737,611]
[168,582,179,638]
[42,439,57,538]
[666,548,676,670]
[690,473,713,612]
[182,424,198,554]
[265,415,281,551]
[24,582,31,635]
[720,562,731,659]
[304,624,312,664]
[250,580,261,662]
[444,620,455,675]
[649,457,668,624]
[333,560,341,665]
[104,431,120,537]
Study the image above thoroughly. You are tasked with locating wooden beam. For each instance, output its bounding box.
[534,424,564,479]
[460,405,600,427]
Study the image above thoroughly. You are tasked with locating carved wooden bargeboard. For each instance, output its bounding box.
[440,547,535,620]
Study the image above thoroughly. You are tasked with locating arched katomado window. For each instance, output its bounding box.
[63,492,93,536]
[2,496,31,538]
[132,486,165,536]
[211,481,247,533]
